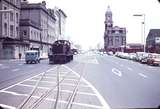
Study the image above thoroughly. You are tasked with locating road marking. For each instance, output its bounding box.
[112,68,122,77]
[18,84,51,90]
[11,68,20,72]
[0,90,28,96]
[0,104,16,109]
[138,73,148,78]
[0,90,101,108]
[0,64,3,66]
[63,65,110,109]
[26,95,104,109]
[127,67,133,71]
[22,79,89,87]
[0,67,57,91]
[18,63,23,66]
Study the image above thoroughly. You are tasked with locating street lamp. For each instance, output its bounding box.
[133,14,146,52]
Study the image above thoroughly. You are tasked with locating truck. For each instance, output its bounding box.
[25,50,40,64]
[49,40,73,64]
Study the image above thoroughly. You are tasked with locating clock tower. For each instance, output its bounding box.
[105,6,113,30]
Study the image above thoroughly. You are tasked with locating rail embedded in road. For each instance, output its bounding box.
[0,63,110,109]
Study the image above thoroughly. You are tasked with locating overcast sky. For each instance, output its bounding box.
[28,0,160,49]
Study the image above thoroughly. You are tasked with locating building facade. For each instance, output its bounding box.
[0,0,67,59]
[0,0,21,59]
[104,6,126,53]
[146,29,160,54]
[53,7,67,40]
[20,0,57,58]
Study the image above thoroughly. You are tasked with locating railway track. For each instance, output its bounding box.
[17,63,85,109]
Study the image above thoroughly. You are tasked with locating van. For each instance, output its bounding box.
[25,50,40,64]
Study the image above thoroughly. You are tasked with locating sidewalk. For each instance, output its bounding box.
[0,58,25,63]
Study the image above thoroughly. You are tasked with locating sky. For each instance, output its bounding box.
[28,0,160,50]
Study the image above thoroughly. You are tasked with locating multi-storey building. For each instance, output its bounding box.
[20,0,57,58]
[146,29,160,53]
[0,0,21,59]
[53,7,67,40]
[0,0,67,59]
[104,6,126,53]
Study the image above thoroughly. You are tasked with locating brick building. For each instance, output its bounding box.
[146,29,160,54]
[104,6,126,53]
[0,0,67,59]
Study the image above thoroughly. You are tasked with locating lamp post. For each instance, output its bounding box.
[133,14,146,52]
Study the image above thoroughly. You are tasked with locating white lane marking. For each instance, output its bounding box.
[11,68,20,72]
[0,67,57,91]
[0,64,3,66]
[112,68,122,77]
[77,57,99,64]
[127,67,133,71]
[138,73,148,79]
[22,79,89,87]
[17,84,50,90]
[63,65,110,109]
[36,76,78,80]
[18,64,23,66]
[0,104,16,109]
[0,73,43,92]
[0,90,28,96]
[17,84,95,96]
[0,67,56,91]
[29,95,104,109]
[0,91,101,108]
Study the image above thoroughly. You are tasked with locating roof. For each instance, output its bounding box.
[25,50,39,53]
[147,29,160,39]
[105,6,112,15]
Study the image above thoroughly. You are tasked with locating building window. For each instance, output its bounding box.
[10,25,14,37]
[16,13,19,23]
[16,0,19,5]
[10,12,14,21]
[4,6,7,19]
[16,27,18,38]
[4,23,7,35]
[112,30,115,33]
[23,30,27,36]
[119,30,123,33]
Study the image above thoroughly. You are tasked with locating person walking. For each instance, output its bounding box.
[19,53,22,59]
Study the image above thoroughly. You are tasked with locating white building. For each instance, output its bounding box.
[0,0,21,59]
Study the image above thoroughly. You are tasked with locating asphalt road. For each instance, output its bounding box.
[72,52,160,108]
[0,52,160,109]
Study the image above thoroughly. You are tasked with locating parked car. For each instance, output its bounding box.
[25,50,40,64]
[135,52,147,62]
[107,51,114,56]
[146,53,160,66]
[128,53,137,60]
[140,53,149,64]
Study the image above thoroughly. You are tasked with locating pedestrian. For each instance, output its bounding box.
[19,53,22,59]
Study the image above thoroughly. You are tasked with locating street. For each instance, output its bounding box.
[0,52,160,109]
